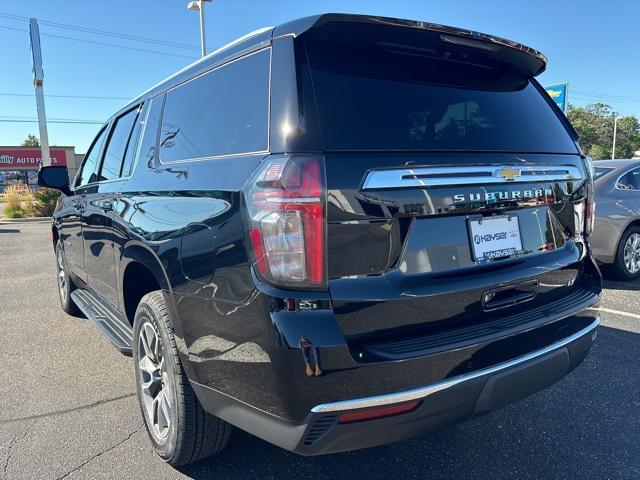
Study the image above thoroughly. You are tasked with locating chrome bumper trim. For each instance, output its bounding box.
[361,165,583,190]
[311,316,599,413]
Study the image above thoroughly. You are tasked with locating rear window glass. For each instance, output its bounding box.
[594,167,614,179]
[303,28,577,154]
[159,49,270,163]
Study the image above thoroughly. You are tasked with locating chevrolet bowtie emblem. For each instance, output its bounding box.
[496,167,521,181]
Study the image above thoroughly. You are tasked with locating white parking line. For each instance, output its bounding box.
[594,307,640,320]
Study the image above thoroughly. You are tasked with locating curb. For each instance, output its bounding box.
[0,217,52,223]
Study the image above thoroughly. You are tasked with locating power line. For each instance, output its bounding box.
[0,24,198,60]
[573,90,640,101]
[572,95,640,104]
[1,114,103,120]
[0,92,131,100]
[573,94,640,102]
[0,11,200,51]
[0,120,103,124]
[0,115,103,125]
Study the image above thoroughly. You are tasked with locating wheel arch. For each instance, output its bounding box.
[613,218,640,262]
[51,222,60,251]
[120,242,172,326]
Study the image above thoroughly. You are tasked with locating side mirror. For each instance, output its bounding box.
[38,165,71,195]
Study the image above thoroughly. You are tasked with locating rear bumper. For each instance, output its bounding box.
[192,315,598,455]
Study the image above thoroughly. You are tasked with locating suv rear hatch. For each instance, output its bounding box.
[295,18,597,358]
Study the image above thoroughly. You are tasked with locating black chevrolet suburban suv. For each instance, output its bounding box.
[39,14,601,467]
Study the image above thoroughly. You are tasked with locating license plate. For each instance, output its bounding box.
[469,215,522,261]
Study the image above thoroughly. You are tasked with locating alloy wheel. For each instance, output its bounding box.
[623,233,640,274]
[138,321,172,440]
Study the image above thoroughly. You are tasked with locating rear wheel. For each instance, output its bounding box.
[132,291,232,467]
[55,241,81,316]
[612,226,640,280]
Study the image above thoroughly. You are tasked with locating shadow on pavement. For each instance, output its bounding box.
[602,277,640,292]
[178,325,639,480]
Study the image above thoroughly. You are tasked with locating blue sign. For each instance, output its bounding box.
[545,83,568,113]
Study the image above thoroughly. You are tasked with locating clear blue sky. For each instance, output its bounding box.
[1,0,639,152]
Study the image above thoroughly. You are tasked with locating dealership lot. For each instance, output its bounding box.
[0,221,638,480]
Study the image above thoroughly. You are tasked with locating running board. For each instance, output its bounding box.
[71,289,133,355]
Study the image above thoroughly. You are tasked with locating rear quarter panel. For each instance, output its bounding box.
[592,175,640,263]
[112,149,277,399]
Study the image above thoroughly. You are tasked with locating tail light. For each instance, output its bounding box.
[583,156,596,235]
[244,156,326,289]
[584,195,595,235]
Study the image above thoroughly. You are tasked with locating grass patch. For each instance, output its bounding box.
[5,204,28,218]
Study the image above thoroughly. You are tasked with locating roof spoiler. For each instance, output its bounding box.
[273,13,547,77]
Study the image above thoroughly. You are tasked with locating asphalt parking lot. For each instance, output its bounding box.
[0,221,638,480]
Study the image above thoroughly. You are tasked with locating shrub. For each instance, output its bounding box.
[5,204,27,218]
[22,196,35,216]
[4,185,35,218]
[32,188,61,217]
[5,186,21,210]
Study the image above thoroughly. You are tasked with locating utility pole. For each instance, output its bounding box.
[29,18,51,167]
[612,116,623,160]
[187,0,212,58]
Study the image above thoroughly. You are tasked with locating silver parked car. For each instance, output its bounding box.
[591,159,640,279]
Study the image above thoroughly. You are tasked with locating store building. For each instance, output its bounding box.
[0,146,80,193]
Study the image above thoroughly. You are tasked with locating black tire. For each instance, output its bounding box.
[55,240,81,316]
[612,225,640,280]
[132,291,232,467]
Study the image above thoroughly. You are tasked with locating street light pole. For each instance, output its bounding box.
[197,0,206,57]
[29,18,51,167]
[612,116,623,160]
[187,0,212,58]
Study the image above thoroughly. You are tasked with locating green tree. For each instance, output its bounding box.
[567,103,640,159]
[21,134,40,147]
[589,144,609,160]
[615,116,640,159]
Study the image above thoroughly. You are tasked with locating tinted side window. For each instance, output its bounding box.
[630,168,640,189]
[619,168,640,190]
[617,173,631,189]
[76,126,108,187]
[135,97,163,171]
[99,107,140,181]
[120,103,147,177]
[594,167,614,179]
[159,49,270,162]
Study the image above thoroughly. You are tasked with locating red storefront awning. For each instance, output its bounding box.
[0,148,68,169]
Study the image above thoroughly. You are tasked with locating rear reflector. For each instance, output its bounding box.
[337,400,420,424]
[249,228,268,275]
